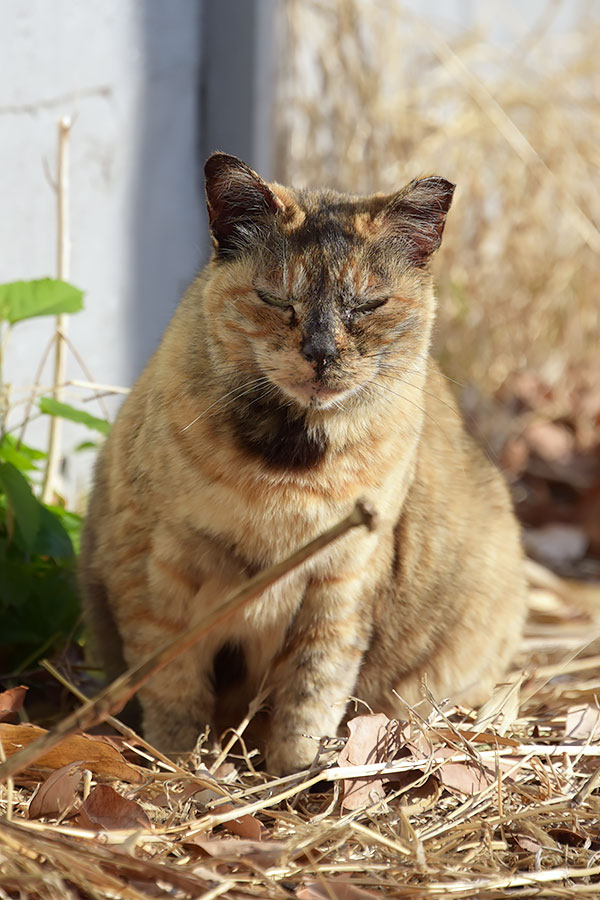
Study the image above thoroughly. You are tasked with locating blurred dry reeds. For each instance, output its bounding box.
[275,0,600,398]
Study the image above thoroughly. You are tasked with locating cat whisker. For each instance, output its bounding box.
[368,380,460,455]
[388,357,463,388]
[375,368,462,421]
[181,376,272,431]
[361,348,463,388]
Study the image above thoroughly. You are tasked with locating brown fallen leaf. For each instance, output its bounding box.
[547,826,593,848]
[29,761,83,819]
[216,802,267,840]
[423,746,492,796]
[397,773,440,814]
[514,833,543,853]
[437,759,492,795]
[512,821,557,854]
[152,781,212,809]
[211,762,237,781]
[77,784,152,831]
[0,723,144,784]
[297,879,379,899]
[0,685,28,724]
[565,704,600,740]
[338,713,406,811]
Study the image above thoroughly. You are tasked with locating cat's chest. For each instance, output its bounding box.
[164,433,411,564]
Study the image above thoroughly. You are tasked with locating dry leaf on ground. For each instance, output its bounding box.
[28,761,84,819]
[522,421,574,463]
[0,685,28,724]
[547,826,598,849]
[565,704,600,740]
[152,781,212,809]
[432,747,493,796]
[215,802,267,840]
[0,723,144,783]
[511,820,559,854]
[338,713,405,811]
[77,784,152,831]
[396,773,440,813]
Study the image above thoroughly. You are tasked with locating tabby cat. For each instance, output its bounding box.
[80,153,527,775]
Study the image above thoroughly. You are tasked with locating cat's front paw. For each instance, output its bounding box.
[266,734,322,776]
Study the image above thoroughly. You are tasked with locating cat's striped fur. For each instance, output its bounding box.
[80,153,526,775]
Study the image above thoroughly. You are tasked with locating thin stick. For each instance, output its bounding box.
[56,328,111,420]
[0,735,13,822]
[41,115,71,504]
[569,765,600,807]
[0,499,375,782]
[16,333,57,445]
[68,379,130,395]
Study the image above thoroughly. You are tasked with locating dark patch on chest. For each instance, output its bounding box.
[229,389,328,470]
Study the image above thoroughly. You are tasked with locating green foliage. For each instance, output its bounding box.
[40,398,111,436]
[0,279,83,324]
[0,443,79,672]
[0,277,108,673]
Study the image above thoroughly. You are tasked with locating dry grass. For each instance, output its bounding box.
[1,571,600,899]
[2,5,599,897]
[275,0,600,399]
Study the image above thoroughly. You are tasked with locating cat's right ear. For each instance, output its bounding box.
[204,153,284,256]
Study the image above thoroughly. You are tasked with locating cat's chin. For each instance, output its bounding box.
[282,380,353,410]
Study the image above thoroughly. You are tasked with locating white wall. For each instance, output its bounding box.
[1,1,204,499]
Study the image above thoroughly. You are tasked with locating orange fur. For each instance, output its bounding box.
[80,154,527,775]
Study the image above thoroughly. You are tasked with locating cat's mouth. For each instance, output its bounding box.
[284,379,351,409]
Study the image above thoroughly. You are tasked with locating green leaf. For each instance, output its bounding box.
[34,506,74,559]
[39,398,110,435]
[0,557,80,671]
[0,462,41,550]
[43,505,81,554]
[74,440,99,452]
[0,278,84,324]
[48,506,83,553]
[0,435,46,471]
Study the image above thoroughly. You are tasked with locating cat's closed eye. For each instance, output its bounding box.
[352,298,388,315]
[255,289,291,310]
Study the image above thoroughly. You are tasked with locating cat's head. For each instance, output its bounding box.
[202,152,454,413]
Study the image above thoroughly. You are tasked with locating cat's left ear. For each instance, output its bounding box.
[204,153,284,256]
[384,177,455,266]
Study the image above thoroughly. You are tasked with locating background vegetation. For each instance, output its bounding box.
[276,0,600,399]
[0,279,108,674]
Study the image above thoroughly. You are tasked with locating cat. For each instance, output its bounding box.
[79,152,527,776]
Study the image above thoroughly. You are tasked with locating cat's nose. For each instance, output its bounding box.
[301,332,339,372]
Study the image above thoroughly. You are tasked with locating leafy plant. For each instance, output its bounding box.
[0,278,105,672]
